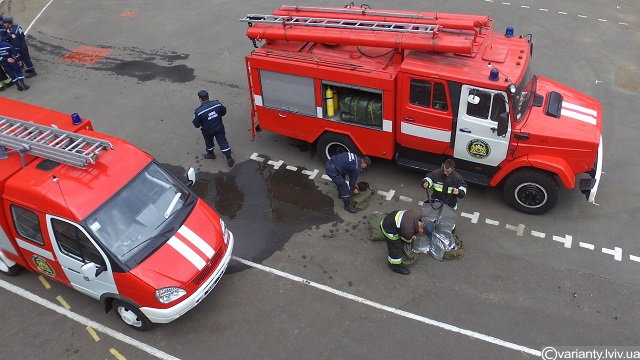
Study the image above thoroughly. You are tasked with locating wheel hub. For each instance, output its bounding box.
[117,306,142,327]
[515,183,548,208]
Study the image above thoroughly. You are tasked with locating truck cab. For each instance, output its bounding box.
[0,98,233,330]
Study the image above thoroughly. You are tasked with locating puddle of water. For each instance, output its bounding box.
[162,159,340,273]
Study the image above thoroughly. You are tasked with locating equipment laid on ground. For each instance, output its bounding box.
[241,4,603,215]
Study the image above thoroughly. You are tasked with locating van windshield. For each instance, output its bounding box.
[85,162,194,264]
[512,65,535,123]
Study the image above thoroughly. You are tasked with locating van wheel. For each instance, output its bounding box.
[317,133,361,164]
[0,255,22,276]
[113,299,152,331]
[504,169,559,215]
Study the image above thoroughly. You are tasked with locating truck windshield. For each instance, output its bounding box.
[511,65,536,123]
[85,162,194,263]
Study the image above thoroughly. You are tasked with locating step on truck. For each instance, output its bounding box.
[0,98,234,330]
[241,4,603,214]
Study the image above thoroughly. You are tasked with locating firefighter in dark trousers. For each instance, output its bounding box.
[325,152,371,213]
[381,210,425,275]
[0,15,13,91]
[421,159,467,231]
[3,17,36,78]
[192,90,235,167]
[0,39,29,91]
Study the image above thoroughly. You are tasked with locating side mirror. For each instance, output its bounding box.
[186,167,196,187]
[80,262,106,281]
[497,112,509,137]
[507,84,516,95]
[467,95,480,105]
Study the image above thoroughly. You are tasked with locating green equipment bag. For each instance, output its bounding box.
[352,181,374,211]
[442,235,465,260]
[368,212,386,241]
[339,92,382,127]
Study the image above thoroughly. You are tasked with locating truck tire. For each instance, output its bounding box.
[0,256,22,276]
[317,133,361,164]
[504,169,559,215]
[113,299,152,331]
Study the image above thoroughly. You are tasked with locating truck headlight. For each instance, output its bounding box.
[220,219,229,244]
[155,287,187,304]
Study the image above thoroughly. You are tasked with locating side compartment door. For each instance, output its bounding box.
[46,215,118,300]
[397,74,454,154]
[453,85,511,166]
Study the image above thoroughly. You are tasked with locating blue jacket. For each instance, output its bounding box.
[0,41,20,63]
[193,100,227,131]
[327,152,363,191]
[5,24,27,50]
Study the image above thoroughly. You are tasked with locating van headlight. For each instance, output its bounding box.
[155,287,187,304]
[220,219,229,244]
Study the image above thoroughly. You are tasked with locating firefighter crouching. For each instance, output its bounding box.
[0,37,29,91]
[380,210,425,275]
[325,152,371,213]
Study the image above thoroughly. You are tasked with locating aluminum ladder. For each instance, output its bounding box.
[0,116,113,168]
[240,14,441,35]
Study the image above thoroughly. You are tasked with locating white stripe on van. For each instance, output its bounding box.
[560,108,597,125]
[178,226,215,258]
[562,102,597,117]
[167,237,206,270]
[16,239,54,260]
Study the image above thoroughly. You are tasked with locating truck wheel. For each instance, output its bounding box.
[317,133,361,164]
[113,299,152,331]
[504,169,559,215]
[0,255,22,276]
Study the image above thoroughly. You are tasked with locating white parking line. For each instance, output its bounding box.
[0,278,180,360]
[233,256,541,357]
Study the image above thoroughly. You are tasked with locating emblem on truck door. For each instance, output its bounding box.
[467,139,491,159]
[32,255,55,277]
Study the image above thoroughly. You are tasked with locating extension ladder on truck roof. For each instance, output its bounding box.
[0,116,113,168]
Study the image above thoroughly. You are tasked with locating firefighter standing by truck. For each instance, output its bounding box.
[3,17,36,78]
[192,89,235,167]
[0,36,29,91]
[421,159,467,233]
[325,152,370,213]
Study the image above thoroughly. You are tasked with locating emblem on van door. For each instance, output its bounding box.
[467,139,490,159]
[32,255,56,277]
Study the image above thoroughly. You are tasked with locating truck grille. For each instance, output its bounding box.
[191,245,224,286]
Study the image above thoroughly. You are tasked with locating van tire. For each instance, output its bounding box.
[113,299,152,331]
[504,168,559,215]
[0,255,22,276]
[317,133,361,164]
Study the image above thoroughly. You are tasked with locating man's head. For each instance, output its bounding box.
[360,156,371,169]
[443,159,455,176]
[197,90,209,102]
[3,17,12,27]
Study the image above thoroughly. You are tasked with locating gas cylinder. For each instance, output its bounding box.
[326,87,334,117]
[332,88,339,111]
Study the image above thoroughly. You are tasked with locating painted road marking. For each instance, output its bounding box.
[505,224,525,236]
[302,169,319,179]
[0,279,180,360]
[630,255,640,263]
[321,174,331,181]
[531,231,545,238]
[286,165,297,171]
[267,159,284,170]
[461,211,479,224]
[602,247,622,261]
[38,275,51,289]
[553,235,573,249]
[110,348,127,360]
[86,326,100,341]
[399,196,413,202]
[485,219,500,226]
[56,295,71,309]
[579,242,595,250]
[233,256,541,357]
[249,153,264,162]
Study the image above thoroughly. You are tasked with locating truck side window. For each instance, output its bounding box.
[409,79,432,108]
[10,206,44,245]
[466,90,492,119]
[51,219,104,265]
[433,82,448,111]
[490,93,507,121]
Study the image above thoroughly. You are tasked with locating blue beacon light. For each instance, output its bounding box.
[505,27,514,38]
[489,68,500,81]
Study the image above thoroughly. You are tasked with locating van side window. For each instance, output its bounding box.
[51,219,104,265]
[433,82,448,111]
[11,206,44,245]
[466,90,492,119]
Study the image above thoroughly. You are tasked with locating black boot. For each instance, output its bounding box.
[343,198,358,213]
[15,81,24,91]
[225,153,234,167]
[17,80,29,91]
[0,83,4,92]
[25,70,37,78]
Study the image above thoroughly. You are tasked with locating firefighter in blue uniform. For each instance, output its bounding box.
[192,90,235,167]
[3,17,36,78]
[0,15,14,91]
[325,152,371,213]
[0,37,29,91]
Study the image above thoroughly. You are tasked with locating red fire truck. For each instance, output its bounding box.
[241,5,603,214]
[0,98,233,330]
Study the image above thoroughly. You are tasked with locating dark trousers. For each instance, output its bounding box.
[201,126,231,155]
[16,47,34,70]
[325,163,350,200]
[385,237,404,269]
[0,61,24,82]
